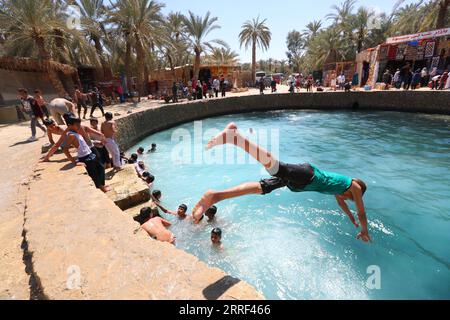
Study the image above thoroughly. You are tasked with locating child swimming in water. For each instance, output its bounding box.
[211,228,222,246]
[192,123,371,243]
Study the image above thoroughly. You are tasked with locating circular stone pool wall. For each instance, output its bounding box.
[128,110,450,299]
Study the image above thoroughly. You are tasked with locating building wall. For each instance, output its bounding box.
[0,69,59,106]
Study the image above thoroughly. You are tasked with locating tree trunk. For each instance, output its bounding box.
[92,35,111,79]
[436,0,449,29]
[53,29,70,65]
[193,50,201,81]
[251,39,256,84]
[168,54,176,81]
[135,35,146,97]
[125,39,132,94]
[34,34,51,60]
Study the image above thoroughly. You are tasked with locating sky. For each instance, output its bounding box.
[161,0,416,63]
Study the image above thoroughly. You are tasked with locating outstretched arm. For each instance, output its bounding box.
[153,202,177,216]
[350,182,371,243]
[192,182,263,223]
[335,196,359,228]
[160,218,172,227]
[43,129,69,162]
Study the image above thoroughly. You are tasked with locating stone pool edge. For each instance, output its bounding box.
[115,91,450,151]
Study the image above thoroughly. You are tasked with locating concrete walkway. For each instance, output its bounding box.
[0,122,43,299]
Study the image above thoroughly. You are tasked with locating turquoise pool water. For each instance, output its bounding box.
[129,111,450,300]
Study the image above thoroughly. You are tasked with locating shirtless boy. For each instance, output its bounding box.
[156,203,191,221]
[192,123,371,243]
[141,212,176,245]
[101,112,122,170]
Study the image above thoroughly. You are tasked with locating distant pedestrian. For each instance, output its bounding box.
[172,82,178,103]
[411,69,422,90]
[213,78,220,97]
[382,70,393,90]
[439,71,449,90]
[18,88,46,142]
[220,76,226,97]
[90,87,105,118]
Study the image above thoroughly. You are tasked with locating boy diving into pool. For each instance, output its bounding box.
[192,123,371,243]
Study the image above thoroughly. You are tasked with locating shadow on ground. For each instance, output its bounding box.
[202,276,241,300]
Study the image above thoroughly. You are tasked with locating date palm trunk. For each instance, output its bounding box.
[251,38,256,84]
[92,35,111,80]
[436,0,449,29]
[193,47,201,81]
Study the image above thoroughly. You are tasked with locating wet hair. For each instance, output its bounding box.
[142,171,150,178]
[354,179,367,195]
[138,147,144,153]
[179,204,188,212]
[211,228,222,237]
[151,143,156,148]
[206,205,217,216]
[134,207,152,225]
[152,190,162,199]
[130,153,138,161]
[43,119,55,127]
[145,175,155,184]
[105,112,113,120]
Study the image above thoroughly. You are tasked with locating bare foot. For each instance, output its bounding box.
[206,122,238,150]
[192,190,217,222]
[101,185,111,193]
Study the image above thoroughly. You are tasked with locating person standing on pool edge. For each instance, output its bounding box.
[192,123,371,243]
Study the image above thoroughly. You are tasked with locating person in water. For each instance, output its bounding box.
[141,211,176,245]
[205,206,218,222]
[155,203,191,220]
[192,123,371,243]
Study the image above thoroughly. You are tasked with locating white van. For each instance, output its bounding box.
[255,71,266,84]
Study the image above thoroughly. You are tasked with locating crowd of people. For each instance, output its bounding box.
[129,141,222,246]
[167,75,229,103]
[20,85,222,247]
[382,65,450,91]
[18,86,109,142]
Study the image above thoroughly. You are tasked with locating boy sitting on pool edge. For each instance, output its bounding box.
[192,123,371,243]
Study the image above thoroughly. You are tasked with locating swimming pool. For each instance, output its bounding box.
[129,110,450,300]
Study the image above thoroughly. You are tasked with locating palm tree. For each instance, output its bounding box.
[308,28,346,69]
[183,11,226,80]
[160,12,190,80]
[110,0,164,96]
[351,7,374,53]
[206,47,239,65]
[77,0,111,77]
[302,20,322,41]
[326,0,357,26]
[239,16,271,83]
[436,0,450,28]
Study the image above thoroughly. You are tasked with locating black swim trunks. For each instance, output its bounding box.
[260,162,315,195]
